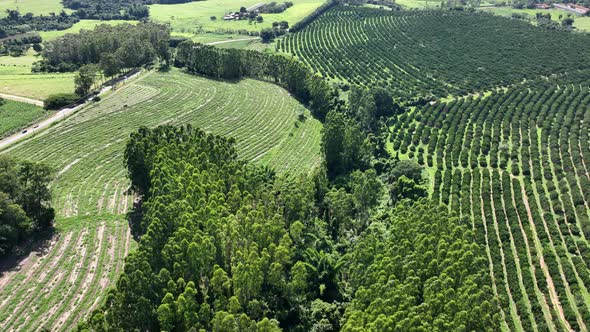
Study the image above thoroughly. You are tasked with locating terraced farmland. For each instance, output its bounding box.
[279,6,590,100]
[0,69,322,331]
[388,81,590,331]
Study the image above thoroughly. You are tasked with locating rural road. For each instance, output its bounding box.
[0,93,44,107]
[207,37,260,45]
[0,70,142,151]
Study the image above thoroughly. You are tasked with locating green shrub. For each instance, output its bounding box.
[43,93,78,110]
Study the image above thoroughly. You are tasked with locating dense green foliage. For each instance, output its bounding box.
[0,32,42,56]
[0,9,79,38]
[82,125,323,330]
[0,69,321,331]
[0,156,54,256]
[62,0,150,20]
[37,22,170,72]
[342,200,499,330]
[280,6,590,100]
[43,92,79,110]
[78,119,499,331]
[389,79,590,330]
[175,41,334,120]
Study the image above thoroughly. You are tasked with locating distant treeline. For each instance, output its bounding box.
[62,0,201,20]
[259,1,294,13]
[0,10,79,38]
[175,41,334,121]
[37,23,170,73]
[0,156,54,257]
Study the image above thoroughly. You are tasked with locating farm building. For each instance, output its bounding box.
[554,3,590,15]
[535,4,551,9]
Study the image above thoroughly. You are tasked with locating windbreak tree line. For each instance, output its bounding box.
[0,10,79,39]
[0,156,54,257]
[175,41,334,121]
[36,22,171,73]
[279,6,590,100]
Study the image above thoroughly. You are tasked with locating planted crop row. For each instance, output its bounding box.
[5,70,322,218]
[279,6,590,100]
[389,82,590,330]
[0,69,322,330]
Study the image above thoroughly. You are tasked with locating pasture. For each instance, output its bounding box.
[149,0,325,34]
[0,0,69,17]
[0,51,74,100]
[0,69,322,331]
[0,99,45,137]
[388,82,590,331]
[38,19,138,41]
[480,6,590,32]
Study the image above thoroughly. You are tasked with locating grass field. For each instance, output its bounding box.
[0,99,46,137]
[0,50,75,100]
[149,0,324,34]
[388,83,590,331]
[38,19,138,41]
[480,6,590,32]
[0,0,69,17]
[0,69,322,331]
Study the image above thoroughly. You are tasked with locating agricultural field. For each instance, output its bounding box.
[0,50,74,100]
[388,81,590,330]
[0,99,46,137]
[479,6,590,32]
[0,69,321,331]
[149,0,325,34]
[38,19,138,41]
[0,0,69,17]
[279,6,590,100]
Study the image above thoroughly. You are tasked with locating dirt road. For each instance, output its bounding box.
[0,93,44,107]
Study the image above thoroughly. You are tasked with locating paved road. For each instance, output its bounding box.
[0,93,44,107]
[0,71,142,151]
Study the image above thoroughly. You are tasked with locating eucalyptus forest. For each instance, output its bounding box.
[0,0,589,331]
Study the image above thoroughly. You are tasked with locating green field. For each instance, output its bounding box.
[0,0,69,16]
[0,99,46,137]
[0,69,322,331]
[38,19,138,41]
[149,0,325,34]
[0,51,75,100]
[480,6,590,32]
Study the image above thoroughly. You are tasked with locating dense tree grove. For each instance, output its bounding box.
[61,0,201,20]
[280,6,590,100]
[37,23,170,72]
[341,200,499,330]
[0,156,54,257]
[0,9,79,38]
[175,42,334,120]
[62,0,151,20]
[78,117,499,331]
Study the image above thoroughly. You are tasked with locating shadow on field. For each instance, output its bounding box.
[0,228,55,279]
[126,197,144,242]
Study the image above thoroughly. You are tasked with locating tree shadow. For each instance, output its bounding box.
[126,198,144,242]
[0,228,55,279]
